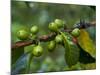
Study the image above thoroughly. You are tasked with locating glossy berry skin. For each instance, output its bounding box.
[48,22,58,32]
[55,34,63,43]
[32,45,43,57]
[71,28,80,37]
[17,29,29,40]
[31,26,39,34]
[55,19,64,28]
[47,40,56,52]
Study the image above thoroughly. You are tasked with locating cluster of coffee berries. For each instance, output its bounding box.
[47,19,65,52]
[31,26,43,57]
[16,19,81,57]
[17,25,39,40]
[47,34,64,52]
[17,25,43,57]
[48,19,81,52]
[48,19,65,32]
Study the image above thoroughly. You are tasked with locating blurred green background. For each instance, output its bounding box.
[11,1,96,73]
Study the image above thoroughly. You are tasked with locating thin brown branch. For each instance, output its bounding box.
[12,33,57,49]
[12,21,96,49]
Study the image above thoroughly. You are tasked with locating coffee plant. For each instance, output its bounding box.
[11,18,96,74]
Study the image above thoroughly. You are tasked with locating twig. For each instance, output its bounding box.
[12,21,96,49]
[12,32,57,49]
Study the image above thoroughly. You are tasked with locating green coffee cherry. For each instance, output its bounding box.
[55,19,64,28]
[32,45,43,57]
[55,34,63,43]
[31,26,39,34]
[47,40,56,52]
[48,22,58,32]
[17,29,29,40]
[71,28,80,37]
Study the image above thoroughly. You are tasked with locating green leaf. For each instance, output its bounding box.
[12,47,24,64]
[78,29,96,58]
[60,32,80,67]
[79,45,95,64]
[11,53,28,75]
[80,63,96,70]
[63,62,82,71]
[63,62,96,71]
[26,53,34,73]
